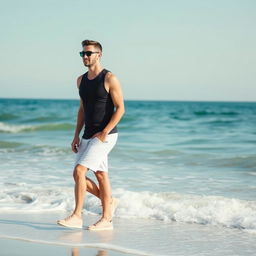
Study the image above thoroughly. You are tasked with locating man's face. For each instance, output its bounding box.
[82,45,101,67]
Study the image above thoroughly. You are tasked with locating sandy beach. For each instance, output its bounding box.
[1,212,256,256]
[1,238,125,256]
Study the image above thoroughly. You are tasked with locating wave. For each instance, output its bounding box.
[194,110,239,116]
[113,189,256,232]
[204,119,237,125]
[171,116,191,121]
[0,142,70,155]
[0,141,25,148]
[151,149,184,156]
[0,122,32,133]
[0,185,73,212]
[24,116,65,123]
[212,155,256,169]
[1,185,255,232]
[0,122,74,133]
[0,113,19,121]
[247,172,256,176]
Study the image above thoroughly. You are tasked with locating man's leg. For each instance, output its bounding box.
[86,177,100,198]
[57,164,88,228]
[95,171,112,221]
[87,170,119,230]
[87,175,119,218]
[73,164,88,217]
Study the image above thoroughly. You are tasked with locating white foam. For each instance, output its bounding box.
[0,185,74,212]
[114,189,256,231]
[0,122,33,133]
[1,184,256,232]
[0,122,73,133]
[247,172,256,176]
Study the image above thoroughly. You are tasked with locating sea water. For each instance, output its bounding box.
[0,98,256,255]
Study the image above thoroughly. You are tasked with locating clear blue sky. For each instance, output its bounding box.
[0,0,255,101]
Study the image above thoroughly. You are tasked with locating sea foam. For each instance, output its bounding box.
[0,122,73,133]
[1,184,255,232]
[114,189,256,232]
[0,122,33,133]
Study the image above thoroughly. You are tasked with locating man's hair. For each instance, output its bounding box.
[81,40,102,52]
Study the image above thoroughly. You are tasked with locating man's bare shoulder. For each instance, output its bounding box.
[105,72,119,84]
[77,75,84,89]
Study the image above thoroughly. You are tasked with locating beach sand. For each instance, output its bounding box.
[1,212,256,256]
[0,238,126,256]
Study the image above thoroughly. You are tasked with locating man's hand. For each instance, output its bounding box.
[71,136,80,153]
[92,131,108,142]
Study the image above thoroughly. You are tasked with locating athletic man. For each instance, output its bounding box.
[57,40,125,230]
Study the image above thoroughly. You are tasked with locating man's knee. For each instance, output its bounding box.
[73,164,87,181]
[95,171,108,183]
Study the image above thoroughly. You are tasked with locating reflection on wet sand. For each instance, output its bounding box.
[90,229,113,243]
[59,230,83,243]
[72,248,108,256]
[58,229,112,256]
[58,228,113,244]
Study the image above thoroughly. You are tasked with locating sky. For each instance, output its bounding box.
[0,0,255,101]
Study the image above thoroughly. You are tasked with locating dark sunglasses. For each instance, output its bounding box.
[79,51,100,57]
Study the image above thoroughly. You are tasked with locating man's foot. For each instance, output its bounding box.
[87,218,113,231]
[57,214,83,228]
[111,198,119,217]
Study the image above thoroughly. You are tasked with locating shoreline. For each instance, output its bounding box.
[1,212,256,256]
[0,238,132,256]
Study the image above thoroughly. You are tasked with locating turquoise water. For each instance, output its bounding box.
[1,99,255,196]
[0,98,256,235]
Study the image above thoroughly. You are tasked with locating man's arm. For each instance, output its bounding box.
[71,76,85,153]
[94,73,125,142]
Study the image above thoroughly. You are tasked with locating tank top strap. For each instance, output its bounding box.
[102,69,110,77]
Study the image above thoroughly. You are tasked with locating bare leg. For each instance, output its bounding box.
[95,171,112,221]
[72,248,79,256]
[86,177,100,198]
[73,164,88,217]
[57,164,88,228]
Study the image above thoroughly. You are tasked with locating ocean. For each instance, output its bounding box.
[0,98,256,255]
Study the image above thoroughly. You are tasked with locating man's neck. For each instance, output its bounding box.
[87,64,103,79]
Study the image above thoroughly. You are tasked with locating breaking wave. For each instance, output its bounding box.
[1,184,255,233]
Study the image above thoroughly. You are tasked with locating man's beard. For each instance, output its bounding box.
[83,59,96,67]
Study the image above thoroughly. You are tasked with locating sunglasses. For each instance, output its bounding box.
[79,51,100,57]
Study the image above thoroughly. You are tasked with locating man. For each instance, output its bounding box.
[57,40,125,230]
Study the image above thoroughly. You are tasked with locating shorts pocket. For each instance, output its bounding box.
[95,136,108,144]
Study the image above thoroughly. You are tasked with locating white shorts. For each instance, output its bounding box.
[74,133,118,172]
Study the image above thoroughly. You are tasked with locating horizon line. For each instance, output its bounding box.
[0,97,255,103]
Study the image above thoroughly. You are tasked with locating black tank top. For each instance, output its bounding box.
[79,69,118,139]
